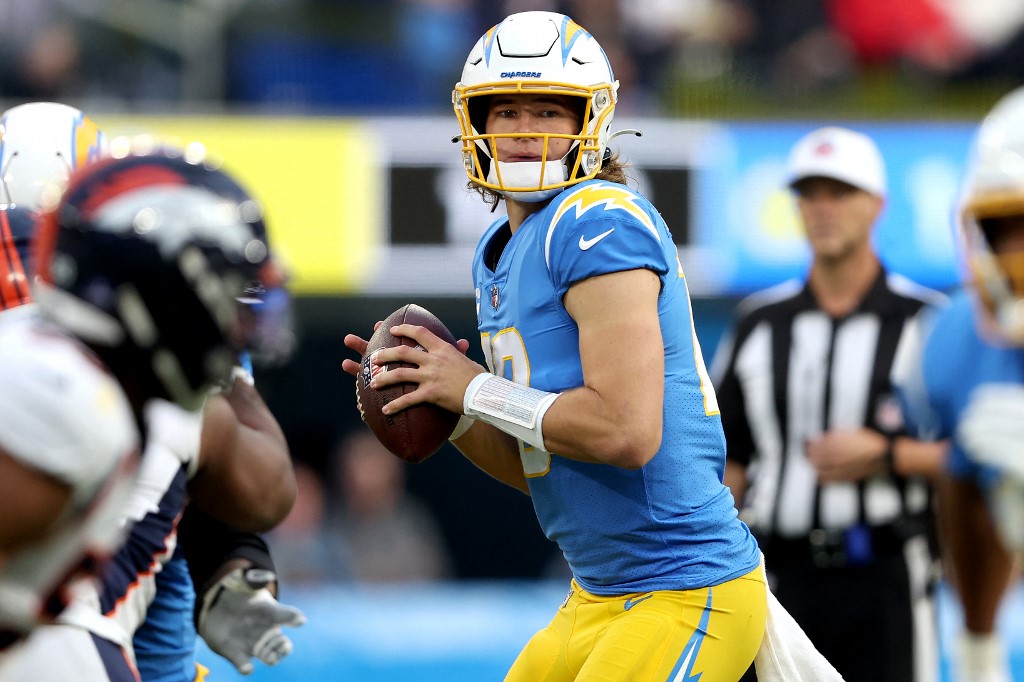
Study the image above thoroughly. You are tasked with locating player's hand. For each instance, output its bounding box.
[369,323,477,415]
[341,320,385,378]
[342,333,370,378]
[957,383,1024,479]
[198,567,306,675]
[806,428,889,483]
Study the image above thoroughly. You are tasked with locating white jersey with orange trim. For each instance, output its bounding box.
[0,398,204,680]
[0,312,140,651]
[56,400,203,658]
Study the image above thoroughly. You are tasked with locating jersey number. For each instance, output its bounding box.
[479,329,552,477]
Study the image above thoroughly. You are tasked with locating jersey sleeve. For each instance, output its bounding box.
[544,183,670,298]
[891,304,946,441]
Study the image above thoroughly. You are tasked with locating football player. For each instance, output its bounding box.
[345,11,839,681]
[0,148,299,680]
[0,102,305,681]
[894,85,1024,682]
[0,101,107,210]
[0,204,141,653]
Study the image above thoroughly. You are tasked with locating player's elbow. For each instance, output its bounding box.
[251,476,297,531]
[221,478,296,532]
[595,423,662,470]
[189,461,297,533]
[253,463,297,530]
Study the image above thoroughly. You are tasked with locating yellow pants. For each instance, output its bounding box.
[505,567,766,682]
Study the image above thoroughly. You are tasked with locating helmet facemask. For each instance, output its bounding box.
[961,201,1024,344]
[452,12,618,202]
[455,84,615,202]
[958,85,1024,345]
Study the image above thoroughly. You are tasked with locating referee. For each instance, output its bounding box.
[712,126,948,682]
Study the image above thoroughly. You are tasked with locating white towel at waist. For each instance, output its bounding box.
[753,554,845,682]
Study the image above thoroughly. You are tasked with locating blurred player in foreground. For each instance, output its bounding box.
[0,101,304,680]
[0,203,141,651]
[0,146,298,680]
[345,11,840,681]
[894,86,1024,682]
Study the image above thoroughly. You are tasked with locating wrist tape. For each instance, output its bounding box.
[463,374,558,451]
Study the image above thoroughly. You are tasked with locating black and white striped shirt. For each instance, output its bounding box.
[711,269,945,539]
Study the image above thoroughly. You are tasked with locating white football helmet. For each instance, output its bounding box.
[0,102,107,211]
[453,11,619,202]
[959,86,1024,344]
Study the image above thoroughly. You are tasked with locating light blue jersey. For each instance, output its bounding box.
[133,547,197,682]
[898,290,1024,487]
[471,180,760,594]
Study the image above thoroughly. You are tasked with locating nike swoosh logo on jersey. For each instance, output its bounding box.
[578,228,615,251]
[623,594,653,611]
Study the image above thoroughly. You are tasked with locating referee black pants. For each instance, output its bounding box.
[740,547,933,682]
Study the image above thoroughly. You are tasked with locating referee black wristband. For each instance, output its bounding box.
[884,434,897,475]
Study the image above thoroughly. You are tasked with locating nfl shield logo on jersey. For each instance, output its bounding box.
[490,284,500,311]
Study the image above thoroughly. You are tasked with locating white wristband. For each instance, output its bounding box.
[957,631,1009,680]
[463,373,558,451]
[448,414,475,441]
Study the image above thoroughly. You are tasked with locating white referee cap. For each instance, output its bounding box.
[786,126,887,197]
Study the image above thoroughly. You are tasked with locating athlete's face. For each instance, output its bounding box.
[980,215,1024,303]
[793,177,883,263]
[485,94,582,164]
[981,215,1024,254]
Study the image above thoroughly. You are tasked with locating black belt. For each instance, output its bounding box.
[760,519,925,569]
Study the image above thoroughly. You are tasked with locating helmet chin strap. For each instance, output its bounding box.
[487,159,568,203]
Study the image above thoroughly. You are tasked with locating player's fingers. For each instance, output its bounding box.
[275,605,307,627]
[259,634,293,665]
[456,338,471,354]
[227,650,255,675]
[390,323,447,350]
[380,390,421,415]
[341,357,362,376]
[344,334,369,354]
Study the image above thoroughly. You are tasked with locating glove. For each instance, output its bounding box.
[957,383,1024,479]
[197,567,306,675]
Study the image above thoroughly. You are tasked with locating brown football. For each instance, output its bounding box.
[356,304,461,463]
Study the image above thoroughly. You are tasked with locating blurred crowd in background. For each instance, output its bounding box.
[5,0,1024,117]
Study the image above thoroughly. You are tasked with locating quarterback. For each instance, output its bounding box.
[345,11,772,681]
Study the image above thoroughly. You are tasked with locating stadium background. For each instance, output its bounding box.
[9,0,1024,678]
